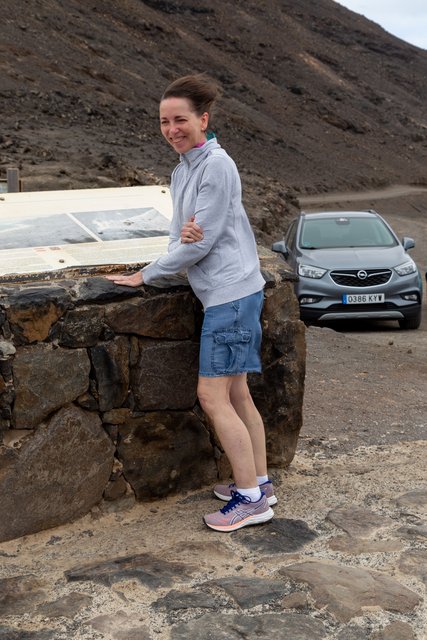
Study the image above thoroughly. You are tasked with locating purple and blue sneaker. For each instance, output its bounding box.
[204,490,274,532]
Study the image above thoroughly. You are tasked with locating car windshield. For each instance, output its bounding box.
[299,216,398,249]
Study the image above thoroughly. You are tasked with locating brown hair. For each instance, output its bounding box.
[161,73,221,117]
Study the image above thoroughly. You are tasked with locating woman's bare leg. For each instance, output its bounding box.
[229,374,267,477]
[197,375,257,489]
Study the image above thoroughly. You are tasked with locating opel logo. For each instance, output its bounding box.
[357,270,368,280]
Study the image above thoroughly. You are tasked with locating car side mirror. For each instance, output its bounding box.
[271,240,289,258]
[402,237,415,251]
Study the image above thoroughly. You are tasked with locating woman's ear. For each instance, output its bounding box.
[201,111,209,132]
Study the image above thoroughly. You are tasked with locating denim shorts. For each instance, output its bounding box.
[199,290,264,377]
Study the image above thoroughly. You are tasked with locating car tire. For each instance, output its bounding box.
[398,311,422,330]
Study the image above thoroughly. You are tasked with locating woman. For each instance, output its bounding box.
[106,74,277,532]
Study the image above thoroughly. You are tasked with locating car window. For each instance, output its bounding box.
[299,217,398,249]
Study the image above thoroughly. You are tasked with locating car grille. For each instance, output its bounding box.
[330,269,392,287]
[327,302,397,312]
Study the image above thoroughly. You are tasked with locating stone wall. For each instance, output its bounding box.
[0,249,305,542]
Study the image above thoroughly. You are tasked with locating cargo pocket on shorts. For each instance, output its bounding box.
[211,328,252,375]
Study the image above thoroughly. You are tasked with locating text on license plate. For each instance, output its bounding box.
[343,293,385,304]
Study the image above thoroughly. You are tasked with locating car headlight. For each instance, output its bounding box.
[298,263,327,279]
[394,259,416,276]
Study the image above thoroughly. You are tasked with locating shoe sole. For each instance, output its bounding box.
[213,489,278,507]
[204,507,275,532]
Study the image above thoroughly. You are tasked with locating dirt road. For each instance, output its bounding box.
[299,185,427,206]
[298,187,427,453]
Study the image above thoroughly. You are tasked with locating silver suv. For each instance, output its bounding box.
[272,210,422,330]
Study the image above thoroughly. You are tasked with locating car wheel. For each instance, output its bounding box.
[398,311,422,330]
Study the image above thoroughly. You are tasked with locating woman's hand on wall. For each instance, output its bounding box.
[105,272,144,287]
[181,216,203,244]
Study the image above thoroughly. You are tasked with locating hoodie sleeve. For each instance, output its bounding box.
[166,170,181,253]
[141,156,233,283]
[166,214,181,253]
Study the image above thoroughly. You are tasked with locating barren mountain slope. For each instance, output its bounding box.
[1,0,426,242]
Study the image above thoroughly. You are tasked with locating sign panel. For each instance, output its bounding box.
[0,185,172,276]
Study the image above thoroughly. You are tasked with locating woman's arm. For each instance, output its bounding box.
[141,157,233,283]
[105,156,233,287]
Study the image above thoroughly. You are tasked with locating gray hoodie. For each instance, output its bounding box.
[142,139,265,309]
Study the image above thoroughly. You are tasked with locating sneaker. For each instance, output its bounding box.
[204,490,274,532]
[213,480,277,506]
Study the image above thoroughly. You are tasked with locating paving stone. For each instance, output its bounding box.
[371,621,416,639]
[335,627,371,640]
[65,552,196,588]
[281,591,309,610]
[113,630,152,640]
[162,540,236,564]
[327,505,393,537]
[234,518,317,554]
[0,628,57,640]
[153,589,217,611]
[0,574,46,615]
[279,560,421,622]
[397,523,427,540]
[396,488,427,513]
[399,549,427,584]
[86,610,151,639]
[328,535,403,554]
[170,612,327,639]
[206,576,287,608]
[36,592,93,618]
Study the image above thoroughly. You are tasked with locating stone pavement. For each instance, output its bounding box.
[0,440,426,639]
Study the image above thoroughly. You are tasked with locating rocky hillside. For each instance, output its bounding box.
[1,0,426,242]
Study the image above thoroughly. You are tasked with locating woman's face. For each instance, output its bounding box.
[160,97,208,154]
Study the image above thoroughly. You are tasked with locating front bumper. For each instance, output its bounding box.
[296,271,422,323]
[300,303,421,322]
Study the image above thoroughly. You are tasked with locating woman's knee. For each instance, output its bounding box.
[197,378,230,416]
[197,385,212,414]
[229,377,252,407]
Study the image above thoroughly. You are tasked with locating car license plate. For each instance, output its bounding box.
[343,293,385,304]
